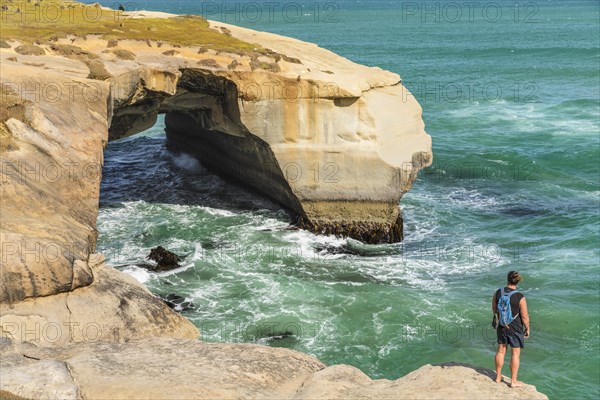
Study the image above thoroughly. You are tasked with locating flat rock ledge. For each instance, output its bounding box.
[0,337,548,400]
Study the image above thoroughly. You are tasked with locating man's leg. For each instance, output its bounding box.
[510,346,524,387]
[495,343,507,382]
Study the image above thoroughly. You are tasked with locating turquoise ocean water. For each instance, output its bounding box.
[96,1,600,398]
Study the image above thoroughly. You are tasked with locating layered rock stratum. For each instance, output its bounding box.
[0,3,547,399]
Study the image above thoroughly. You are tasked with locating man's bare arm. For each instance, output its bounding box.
[520,297,530,337]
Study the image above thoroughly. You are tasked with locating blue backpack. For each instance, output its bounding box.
[497,288,520,327]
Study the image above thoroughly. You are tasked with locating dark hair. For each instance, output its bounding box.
[507,271,522,285]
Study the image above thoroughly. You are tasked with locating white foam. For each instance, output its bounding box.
[189,242,205,261]
[281,228,348,261]
[121,265,153,284]
[244,212,290,231]
[199,206,237,217]
[445,187,501,210]
[172,152,202,172]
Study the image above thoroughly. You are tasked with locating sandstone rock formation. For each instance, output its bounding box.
[1,337,548,400]
[1,58,109,303]
[199,22,433,245]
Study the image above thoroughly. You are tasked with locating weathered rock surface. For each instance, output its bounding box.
[0,337,548,400]
[0,258,198,347]
[286,363,549,399]
[164,21,434,244]
[1,60,109,303]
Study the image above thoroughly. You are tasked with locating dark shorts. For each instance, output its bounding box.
[497,327,525,348]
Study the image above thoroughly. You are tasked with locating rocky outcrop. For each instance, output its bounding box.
[1,337,548,400]
[0,44,197,335]
[1,59,109,303]
[160,21,433,244]
[145,246,182,272]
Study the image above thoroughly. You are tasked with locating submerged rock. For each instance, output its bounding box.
[145,246,182,272]
[161,293,195,312]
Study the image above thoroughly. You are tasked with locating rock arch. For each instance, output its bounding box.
[0,23,431,304]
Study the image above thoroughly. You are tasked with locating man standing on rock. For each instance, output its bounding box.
[492,271,530,387]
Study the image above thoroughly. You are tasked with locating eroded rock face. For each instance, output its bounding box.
[0,60,109,303]
[106,22,432,244]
